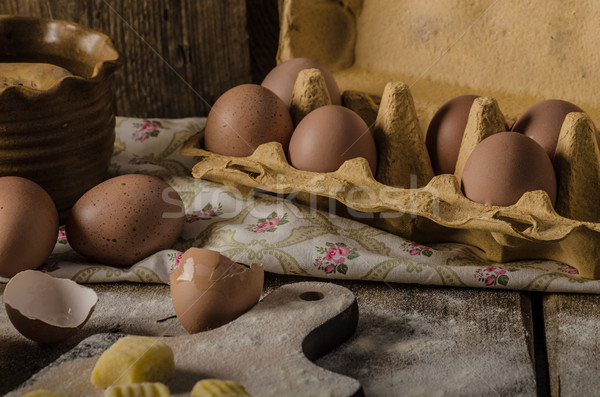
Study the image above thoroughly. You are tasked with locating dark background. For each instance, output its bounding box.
[0,0,281,117]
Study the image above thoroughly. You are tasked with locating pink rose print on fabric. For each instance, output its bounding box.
[326,245,351,264]
[557,264,579,275]
[259,218,279,230]
[129,157,149,165]
[400,241,433,257]
[140,121,161,132]
[168,251,184,272]
[132,120,164,142]
[38,262,60,273]
[186,203,223,223]
[57,229,68,245]
[474,266,518,287]
[246,212,288,233]
[314,242,359,275]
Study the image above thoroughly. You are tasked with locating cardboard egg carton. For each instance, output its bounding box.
[182,0,600,278]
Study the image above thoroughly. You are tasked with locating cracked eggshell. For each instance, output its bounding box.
[4,270,98,343]
[169,248,264,334]
[65,174,185,266]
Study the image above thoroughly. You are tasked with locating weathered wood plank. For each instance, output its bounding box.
[246,0,279,83]
[266,275,538,396]
[544,293,600,396]
[0,0,258,117]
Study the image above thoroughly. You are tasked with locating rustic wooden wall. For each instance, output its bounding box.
[0,0,280,117]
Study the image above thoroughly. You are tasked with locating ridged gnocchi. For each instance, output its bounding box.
[91,336,175,388]
[103,382,170,397]
[190,379,251,397]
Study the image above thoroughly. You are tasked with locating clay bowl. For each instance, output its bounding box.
[0,16,121,219]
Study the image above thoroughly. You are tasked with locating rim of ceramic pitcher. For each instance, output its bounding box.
[0,15,122,97]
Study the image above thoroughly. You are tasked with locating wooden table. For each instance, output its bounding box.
[2,274,599,396]
[1,1,600,395]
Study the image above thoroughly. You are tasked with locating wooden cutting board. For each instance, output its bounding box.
[9,282,363,397]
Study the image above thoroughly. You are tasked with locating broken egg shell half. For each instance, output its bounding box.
[4,270,98,343]
[170,248,264,334]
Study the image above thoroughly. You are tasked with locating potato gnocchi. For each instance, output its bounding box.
[103,382,170,397]
[190,379,251,397]
[91,336,175,388]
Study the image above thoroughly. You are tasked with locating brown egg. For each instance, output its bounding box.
[426,95,481,175]
[261,57,341,107]
[204,84,294,157]
[512,99,597,158]
[4,270,97,343]
[66,174,185,266]
[0,176,59,278]
[288,105,377,174]
[462,132,557,206]
[170,248,264,333]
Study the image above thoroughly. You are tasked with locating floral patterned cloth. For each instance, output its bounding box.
[3,116,600,293]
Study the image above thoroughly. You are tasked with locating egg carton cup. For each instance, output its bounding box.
[181,67,600,279]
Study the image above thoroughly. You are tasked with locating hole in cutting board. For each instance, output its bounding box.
[300,291,325,301]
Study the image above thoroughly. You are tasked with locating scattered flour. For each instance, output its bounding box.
[316,287,536,396]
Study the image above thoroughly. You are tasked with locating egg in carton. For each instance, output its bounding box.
[182,0,600,279]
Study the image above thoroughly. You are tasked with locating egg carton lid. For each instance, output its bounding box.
[277,0,600,131]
